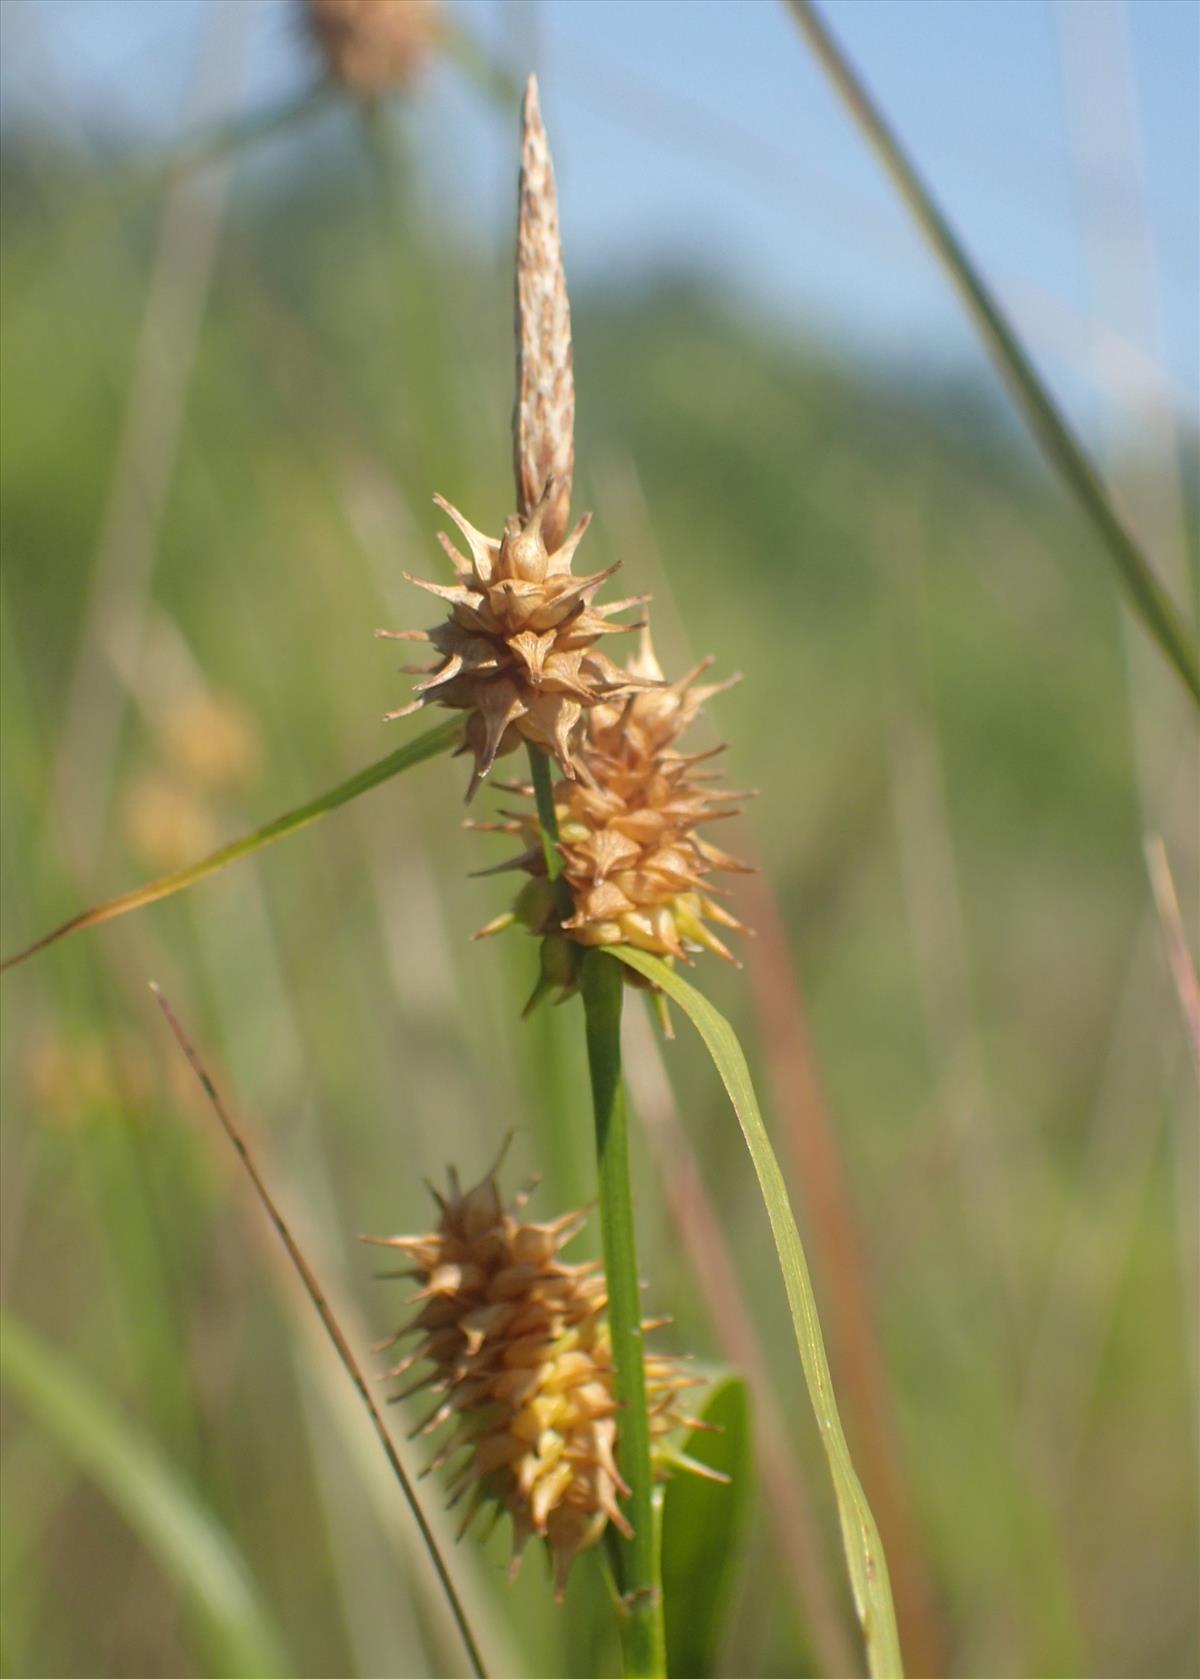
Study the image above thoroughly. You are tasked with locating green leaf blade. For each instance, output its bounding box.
[661,1375,754,1679]
[0,1310,292,1679]
[1,717,462,972]
[606,946,904,1679]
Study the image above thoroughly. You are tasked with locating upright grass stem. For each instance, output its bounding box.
[526,744,665,1678]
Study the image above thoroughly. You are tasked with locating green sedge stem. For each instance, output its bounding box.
[580,951,667,1679]
[526,745,575,923]
[526,745,564,879]
[527,743,665,1671]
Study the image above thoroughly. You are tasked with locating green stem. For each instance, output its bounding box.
[526,743,664,1670]
[786,0,1200,709]
[580,951,666,1679]
[526,745,575,922]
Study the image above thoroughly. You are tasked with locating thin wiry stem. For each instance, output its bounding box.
[785,0,1200,709]
[150,985,489,1679]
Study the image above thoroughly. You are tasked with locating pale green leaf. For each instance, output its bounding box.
[2,717,462,972]
[606,946,904,1679]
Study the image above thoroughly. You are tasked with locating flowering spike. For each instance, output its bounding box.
[472,643,752,978]
[514,75,574,549]
[388,493,651,792]
[378,72,656,793]
[372,1165,701,1596]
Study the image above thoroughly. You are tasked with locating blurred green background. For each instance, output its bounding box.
[1,4,1198,1677]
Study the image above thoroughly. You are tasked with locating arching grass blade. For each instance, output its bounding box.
[606,946,904,1679]
[1,717,462,973]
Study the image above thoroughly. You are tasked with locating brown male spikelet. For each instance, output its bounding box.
[306,0,442,97]
[514,74,574,551]
[474,631,753,970]
[366,1163,702,1598]
[378,75,651,796]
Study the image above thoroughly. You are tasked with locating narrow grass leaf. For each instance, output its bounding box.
[606,946,904,1679]
[785,0,1200,709]
[1,717,462,972]
[0,1310,291,1679]
[661,1375,753,1679]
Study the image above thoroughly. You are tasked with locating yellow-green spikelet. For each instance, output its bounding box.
[368,1164,699,1598]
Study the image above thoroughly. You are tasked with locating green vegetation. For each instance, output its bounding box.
[1,123,1196,1679]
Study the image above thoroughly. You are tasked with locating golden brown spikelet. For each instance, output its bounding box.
[367,1163,701,1599]
[473,632,753,974]
[306,0,441,98]
[380,479,651,797]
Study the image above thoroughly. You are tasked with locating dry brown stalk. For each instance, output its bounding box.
[151,984,489,1679]
[514,74,575,551]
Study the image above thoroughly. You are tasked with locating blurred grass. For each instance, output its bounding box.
[0,1310,290,1679]
[1,100,1197,1679]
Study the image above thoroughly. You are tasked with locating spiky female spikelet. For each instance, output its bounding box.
[379,481,651,798]
[474,632,752,974]
[306,0,442,97]
[367,1165,700,1598]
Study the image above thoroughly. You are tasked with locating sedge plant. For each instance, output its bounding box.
[2,63,903,1679]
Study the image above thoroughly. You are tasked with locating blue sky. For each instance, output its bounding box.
[2,0,1197,439]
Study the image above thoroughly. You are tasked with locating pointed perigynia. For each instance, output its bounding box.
[367,1163,703,1599]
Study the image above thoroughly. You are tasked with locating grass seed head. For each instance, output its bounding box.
[369,1164,701,1599]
